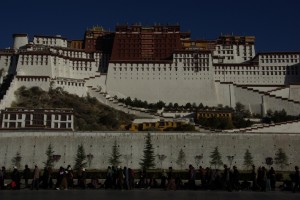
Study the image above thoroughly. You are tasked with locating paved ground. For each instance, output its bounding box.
[0,190,300,200]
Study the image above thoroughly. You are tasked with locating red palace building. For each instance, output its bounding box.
[110,24,190,61]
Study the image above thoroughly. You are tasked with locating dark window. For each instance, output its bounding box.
[10,114,16,120]
[60,123,66,128]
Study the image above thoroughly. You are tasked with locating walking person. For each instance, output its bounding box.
[105,166,113,189]
[160,169,167,189]
[198,166,205,189]
[117,166,124,190]
[123,167,129,190]
[0,166,5,190]
[251,165,258,191]
[11,166,21,190]
[261,167,267,192]
[166,167,176,190]
[128,168,135,190]
[269,167,276,191]
[31,165,40,190]
[78,167,86,189]
[188,164,196,190]
[23,165,31,189]
[223,165,232,192]
[66,165,74,189]
[293,166,300,193]
[231,166,240,191]
[56,167,65,190]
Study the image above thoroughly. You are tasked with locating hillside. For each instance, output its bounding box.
[11,86,134,131]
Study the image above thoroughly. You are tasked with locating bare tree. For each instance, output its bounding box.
[194,154,203,168]
[157,154,167,169]
[176,149,186,170]
[123,154,132,167]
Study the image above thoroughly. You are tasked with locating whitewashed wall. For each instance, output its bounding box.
[0,132,299,171]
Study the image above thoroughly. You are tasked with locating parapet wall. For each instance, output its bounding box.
[0,131,299,171]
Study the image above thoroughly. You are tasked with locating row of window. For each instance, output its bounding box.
[112,76,210,80]
[3,114,72,121]
[18,77,48,82]
[2,122,72,129]
[214,70,298,75]
[56,81,84,87]
[21,61,48,65]
[261,59,298,63]
[215,65,297,71]
[261,54,299,59]
[174,54,209,58]
[174,58,209,63]
[19,55,49,61]
[113,66,177,71]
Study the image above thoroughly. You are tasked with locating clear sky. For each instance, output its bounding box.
[0,0,299,52]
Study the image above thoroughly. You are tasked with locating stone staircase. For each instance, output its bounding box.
[0,75,17,109]
[223,119,300,133]
[216,80,300,116]
[87,86,158,118]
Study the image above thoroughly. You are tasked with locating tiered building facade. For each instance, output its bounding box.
[0,24,300,118]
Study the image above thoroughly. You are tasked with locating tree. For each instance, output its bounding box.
[243,149,253,170]
[156,100,165,109]
[44,143,55,168]
[235,102,245,114]
[275,148,289,170]
[11,151,22,169]
[74,144,87,170]
[185,103,192,109]
[209,147,223,169]
[176,148,186,170]
[157,154,167,169]
[109,140,122,166]
[140,133,155,169]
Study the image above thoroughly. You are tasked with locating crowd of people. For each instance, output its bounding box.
[0,164,299,193]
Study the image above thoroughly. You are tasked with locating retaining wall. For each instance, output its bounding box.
[0,131,299,171]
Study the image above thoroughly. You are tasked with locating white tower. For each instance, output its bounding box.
[13,33,28,49]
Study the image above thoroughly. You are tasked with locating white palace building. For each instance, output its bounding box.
[0,25,300,120]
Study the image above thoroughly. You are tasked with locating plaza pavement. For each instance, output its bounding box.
[0,189,300,200]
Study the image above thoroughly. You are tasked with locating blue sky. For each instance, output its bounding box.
[0,0,299,52]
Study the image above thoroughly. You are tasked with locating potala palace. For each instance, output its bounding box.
[1,24,300,117]
[1,25,300,170]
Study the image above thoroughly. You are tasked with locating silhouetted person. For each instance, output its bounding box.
[78,167,86,189]
[293,166,300,193]
[223,164,231,191]
[66,165,74,189]
[269,167,276,191]
[160,169,167,189]
[198,166,205,189]
[231,166,240,191]
[56,167,65,190]
[251,165,258,191]
[123,167,129,190]
[166,167,176,190]
[23,165,31,188]
[128,168,135,189]
[11,166,21,190]
[0,166,5,189]
[41,167,50,189]
[31,165,40,190]
[188,164,196,190]
[105,166,113,189]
